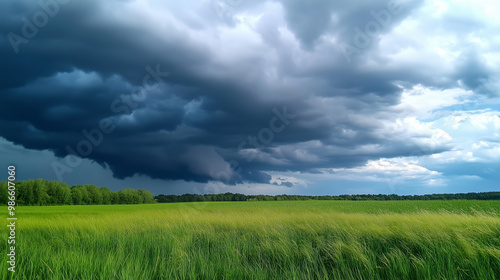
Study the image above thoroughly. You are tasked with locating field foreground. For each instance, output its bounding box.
[2,200,500,279]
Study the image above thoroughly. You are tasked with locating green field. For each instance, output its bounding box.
[2,200,500,279]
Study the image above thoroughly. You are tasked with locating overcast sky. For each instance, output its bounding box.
[1,0,499,195]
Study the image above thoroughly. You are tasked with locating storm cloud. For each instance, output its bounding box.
[1,0,499,194]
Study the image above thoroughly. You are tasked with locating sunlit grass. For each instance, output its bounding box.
[1,200,500,279]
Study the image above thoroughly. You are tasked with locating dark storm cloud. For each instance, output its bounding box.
[281,0,424,49]
[454,50,497,97]
[0,0,495,188]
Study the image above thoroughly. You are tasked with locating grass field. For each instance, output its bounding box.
[2,200,500,279]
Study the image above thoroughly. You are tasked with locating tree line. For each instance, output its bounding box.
[0,179,155,206]
[2,179,498,206]
[155,191,500,203]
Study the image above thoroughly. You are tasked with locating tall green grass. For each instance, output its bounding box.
[2,200,500,279]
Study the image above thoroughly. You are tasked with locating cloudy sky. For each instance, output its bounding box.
[1,0,499,195]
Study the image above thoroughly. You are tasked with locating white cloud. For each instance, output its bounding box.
[317,156,447,189]
[394,85,473,118]
[269,173,307,187]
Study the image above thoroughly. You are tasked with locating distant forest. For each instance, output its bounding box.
[155,192,500,203]
[0,179,155,206]
[1,179,499,206]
